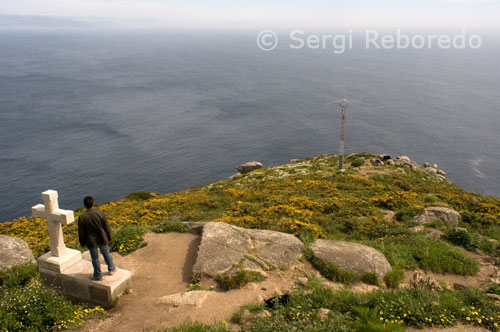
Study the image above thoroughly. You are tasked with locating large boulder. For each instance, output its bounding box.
[193,222,304,278]
[414,207,461,226]
[0,235,35,272]
[309,239,392,279]
[236,161,263,174]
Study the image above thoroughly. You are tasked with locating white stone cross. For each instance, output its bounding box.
[32,190,75,257]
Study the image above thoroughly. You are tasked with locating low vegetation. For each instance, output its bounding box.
[0,263,106,332]
[1,153,500,331]
[224,280,500,332]
[216,270,266,290]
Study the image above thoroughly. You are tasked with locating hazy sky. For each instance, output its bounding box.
[1,0,499,29]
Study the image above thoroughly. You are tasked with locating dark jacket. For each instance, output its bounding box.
[78,208,112,248]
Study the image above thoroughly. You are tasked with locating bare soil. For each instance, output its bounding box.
[79,232,308,332]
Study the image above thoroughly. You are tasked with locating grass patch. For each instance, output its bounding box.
[216,270,266,290]
[125,191,154,201]
[0,262,39,289]
[231,303,267,324]
[110,224,148,255]
[360,272,380,286]
[305,249,359,284]
[383,268,405,289]
[152,220,189,233]
[373,235,479,275]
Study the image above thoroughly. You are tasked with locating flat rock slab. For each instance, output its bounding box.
[0,235,35,272]
[414,207,461,226]
[39,258,132,308]
[193,222,304,277]
[310,239,392,279]
[157,291,214,307]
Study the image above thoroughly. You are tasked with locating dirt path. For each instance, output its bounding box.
[79,232,302,332]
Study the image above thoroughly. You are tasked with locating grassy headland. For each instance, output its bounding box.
[2,153,500,331]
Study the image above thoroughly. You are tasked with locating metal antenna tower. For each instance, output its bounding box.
[338,98,348,170]
[327,96,359,171]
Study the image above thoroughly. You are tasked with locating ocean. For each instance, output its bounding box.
[1,29,499,222]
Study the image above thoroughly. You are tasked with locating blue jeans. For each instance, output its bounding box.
[89,244,115,278]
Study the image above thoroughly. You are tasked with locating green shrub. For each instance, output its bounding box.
[110,225,147,255]
[216,270,266,290]
[424,195,438,204]
[0,262,39,289]
[361,272,380,286]
[350,159,364,168]
[447,229,477,251]
[384,268,405,289]
[152,220,189,233]
[125,191,153,201]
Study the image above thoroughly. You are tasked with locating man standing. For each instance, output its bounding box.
[78,196,116,281]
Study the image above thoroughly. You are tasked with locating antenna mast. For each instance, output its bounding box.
[338,99,347,170]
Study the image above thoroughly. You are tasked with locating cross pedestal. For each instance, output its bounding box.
[33,190,132,307]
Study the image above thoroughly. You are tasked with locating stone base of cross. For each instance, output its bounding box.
[32,190,75,257]
[32,190,133,307]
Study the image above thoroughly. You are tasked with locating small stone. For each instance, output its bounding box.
[409,225,425,233]
[369,158,384,166]
[424,167,438,175]
[424,229,444,240]
[318,308,331,321]
[453,283,467,290]
[296,277,309,286]
[236,161,263,174]
[379,154,392,161]
[487,293,500,301]
[157,291,213,307]
[423,162,431,167]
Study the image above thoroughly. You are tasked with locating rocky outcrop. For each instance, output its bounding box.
[193,222,304,278]
[369,158,384,166]
[414,207,461,227]
[309,239,392,279]
[236,161,263,174]
[0,235,35,272]
[394,156,418,171]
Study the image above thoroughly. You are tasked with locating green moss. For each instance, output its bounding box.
[216,270,266,290]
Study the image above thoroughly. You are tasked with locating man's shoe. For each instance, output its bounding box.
[91,276,103,281]
[108,269,116,276]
